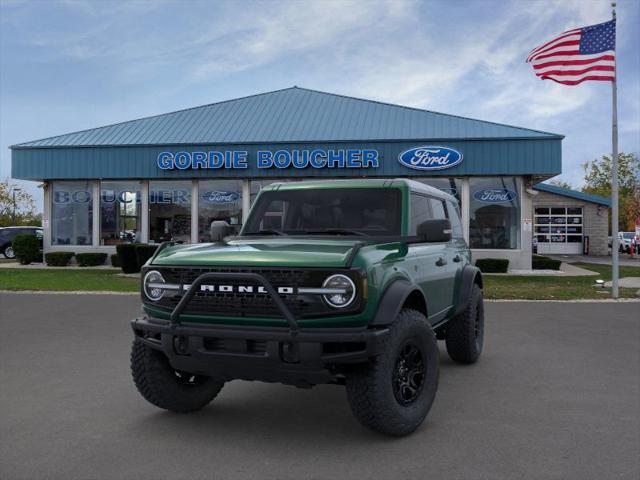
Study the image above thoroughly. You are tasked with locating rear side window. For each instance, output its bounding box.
[409,194,432,235]
[446,200,464,239]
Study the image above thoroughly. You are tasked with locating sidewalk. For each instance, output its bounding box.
[546,254,640,267]
[0,261,118,270]
[486,262,598,277]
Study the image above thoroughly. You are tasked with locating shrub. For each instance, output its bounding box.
[135,244,158,269]
[532,255,562,270]
[45,252,75,267]
[13,234,41,265]
[75,253,108,267]
[115,244,140,273]
[110,254,121,268]
[475,258,509,273]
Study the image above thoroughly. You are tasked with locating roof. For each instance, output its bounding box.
[12,86,562,148]
[533,183,611,207]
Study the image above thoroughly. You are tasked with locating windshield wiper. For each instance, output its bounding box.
[245,229,286,236]
[303,229,368,237]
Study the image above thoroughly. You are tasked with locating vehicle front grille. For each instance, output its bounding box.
[147,267,362,319]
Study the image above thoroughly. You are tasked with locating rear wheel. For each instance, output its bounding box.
[345,309,439,436]
[131,340,224,413]
[3,245,15,259]
[445,283,484,364]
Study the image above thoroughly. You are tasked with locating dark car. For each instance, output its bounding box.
[0,226,43,259]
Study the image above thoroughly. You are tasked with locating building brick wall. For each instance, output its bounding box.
[532,191,609,256]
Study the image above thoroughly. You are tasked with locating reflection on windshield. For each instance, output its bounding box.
[243,188,402,236]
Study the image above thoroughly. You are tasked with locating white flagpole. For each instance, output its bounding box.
[611,1,619,298]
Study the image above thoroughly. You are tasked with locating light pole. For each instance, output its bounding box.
[12,187,22,224]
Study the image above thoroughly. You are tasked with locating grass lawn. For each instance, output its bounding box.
[483,263,640,300]
[0,262,638,300]
[0,268,139,292]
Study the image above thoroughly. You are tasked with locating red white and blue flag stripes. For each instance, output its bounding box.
[526,19,616,85]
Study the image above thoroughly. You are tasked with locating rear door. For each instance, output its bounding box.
[428,197,458,315]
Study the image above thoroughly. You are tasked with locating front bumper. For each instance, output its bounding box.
[131,316,389,386]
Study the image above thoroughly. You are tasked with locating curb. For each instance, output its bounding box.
[0,290,138,295]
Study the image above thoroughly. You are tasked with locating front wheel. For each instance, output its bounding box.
[131,340,224,413]
[345,309,439,436]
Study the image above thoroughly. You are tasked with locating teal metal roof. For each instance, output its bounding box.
[12,87,562,148]
[534,183,611,207]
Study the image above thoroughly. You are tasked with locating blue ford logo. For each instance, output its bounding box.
[398,146,463,170]
[201,191,240,204]
[473,188,517,203]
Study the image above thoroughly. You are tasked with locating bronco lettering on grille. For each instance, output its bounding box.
[200,284,295,294]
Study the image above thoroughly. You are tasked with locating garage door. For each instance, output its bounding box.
[535,207,583,254]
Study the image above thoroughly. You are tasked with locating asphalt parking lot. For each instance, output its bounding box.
[1,294,638,480]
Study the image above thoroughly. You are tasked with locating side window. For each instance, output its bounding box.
[446,200,464,239]
[429,198,447,220]
[409,194,432,235]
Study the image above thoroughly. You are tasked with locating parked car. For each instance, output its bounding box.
[129,179,484,436]
[0,226,43,259]
[619,232,635,253]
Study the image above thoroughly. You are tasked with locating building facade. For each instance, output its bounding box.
[11,87,572,269]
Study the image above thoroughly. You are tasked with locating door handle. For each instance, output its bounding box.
[453,255,462,263]
[436,257,447,267]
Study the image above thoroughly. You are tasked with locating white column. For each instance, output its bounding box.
[242,179,251,223]
[520,177,533,270]
[43,182,52,252]
[140,180,149,243]
[92,181,100,246]
[191,180,199,243]
[461,178,470,243]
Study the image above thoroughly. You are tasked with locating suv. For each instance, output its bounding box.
[130,179,484,436]
[0,226,43,259]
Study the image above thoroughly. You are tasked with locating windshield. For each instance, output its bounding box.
[243,188,402,236]
[622,232,635,239]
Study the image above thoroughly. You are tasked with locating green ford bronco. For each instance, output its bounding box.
[130,179,484,436]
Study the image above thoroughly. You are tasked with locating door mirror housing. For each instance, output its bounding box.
[416,219,452,243]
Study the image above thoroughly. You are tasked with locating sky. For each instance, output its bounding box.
[1,0,639,211]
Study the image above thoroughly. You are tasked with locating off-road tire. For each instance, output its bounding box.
[345,309,439,436]
[3,245,15,259]
[131,340,224,413]
[445,283,484,364]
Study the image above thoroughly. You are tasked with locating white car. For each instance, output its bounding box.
[619,232,635,253]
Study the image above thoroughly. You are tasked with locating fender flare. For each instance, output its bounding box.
[369,279,426,327]
[453,265,483,317]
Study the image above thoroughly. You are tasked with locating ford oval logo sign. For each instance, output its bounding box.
[200,191,240,204]
[473,188,518,203]
[398,146,463,171]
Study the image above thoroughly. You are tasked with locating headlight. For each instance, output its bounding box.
[143,270,166,301]
[322,274,356,308]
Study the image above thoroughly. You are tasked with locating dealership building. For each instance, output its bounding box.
[10,87,611,269]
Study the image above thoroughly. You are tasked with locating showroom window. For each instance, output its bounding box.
[469,177,520,249]
[149,181,192,243]
[415,178,462,203]
[198,180,243,242]
[51,181,93,245]
[100,181,141,245]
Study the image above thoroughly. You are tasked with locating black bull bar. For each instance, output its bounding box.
[168,271,300,335]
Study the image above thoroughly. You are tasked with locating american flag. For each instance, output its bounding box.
[526,19,616,85]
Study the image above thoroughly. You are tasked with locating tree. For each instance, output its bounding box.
[582,152,640,231]
[0,180,41,227]
[547,177,573,190]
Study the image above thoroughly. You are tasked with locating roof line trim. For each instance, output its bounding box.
[533,183,611,207]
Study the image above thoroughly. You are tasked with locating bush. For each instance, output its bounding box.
[115,244,140,273]
[75,253,108,267]
[13,234,41,265]
[45,252,75,267]
[532,255,562,270]
[135,244,158,269]
[110,254,121,268]
[475,258,509,273]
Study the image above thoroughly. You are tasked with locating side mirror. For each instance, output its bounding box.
[209,221,234,242]
[417,219,452,243]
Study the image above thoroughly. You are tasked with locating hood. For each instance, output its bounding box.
[151,238,366,268]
